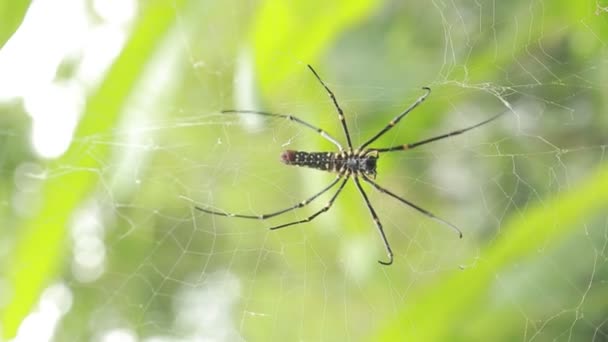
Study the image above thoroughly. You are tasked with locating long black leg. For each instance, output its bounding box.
[307,65,354,150]
[353,177,393,266]
[373,111,506,153]
[221,110,344,151]
[359,87,431,150]
[270,177,349,230]
[361,175,463,238]
[195,176,342,220]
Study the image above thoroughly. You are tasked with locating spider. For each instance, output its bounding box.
[196,65,504,265]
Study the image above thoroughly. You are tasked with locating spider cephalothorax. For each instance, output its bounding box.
[196,64,505,265]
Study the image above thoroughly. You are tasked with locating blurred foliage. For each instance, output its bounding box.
[1,0,189,337]
[1,0,607,341]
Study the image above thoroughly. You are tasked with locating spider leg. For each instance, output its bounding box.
[195,176,342,220]
[373,111,506,153]
[361,175,463,238]
[353,177,393,266]
[270,177,349,230]
[359,87,431,150]
[221,110,344,151]
[307,65,354,150]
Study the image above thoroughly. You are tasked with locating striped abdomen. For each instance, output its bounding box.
[281,150,340,172]
[280,150,378,177]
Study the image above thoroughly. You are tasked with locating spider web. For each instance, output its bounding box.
[1,0,608,341]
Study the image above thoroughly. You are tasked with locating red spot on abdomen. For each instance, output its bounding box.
[280,150,296,164]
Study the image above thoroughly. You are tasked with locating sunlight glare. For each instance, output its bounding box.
[99,328,137,342]
[12,284,72,342]
[93,0,137,25]
[71,205,106,283]
[0,0,134,159]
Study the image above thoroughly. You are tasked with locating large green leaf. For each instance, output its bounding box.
[0,1,31,49]
[376,163,608,341]
[252,0,381,95]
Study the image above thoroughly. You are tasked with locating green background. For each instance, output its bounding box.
[1,0,607,340]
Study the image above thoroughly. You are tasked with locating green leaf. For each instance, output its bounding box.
[375,163,608,341]
[252,0,381,95]
[0,0,31,49]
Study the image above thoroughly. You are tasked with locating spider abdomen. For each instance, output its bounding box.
[280,150,378,176]
[281,150,339,171]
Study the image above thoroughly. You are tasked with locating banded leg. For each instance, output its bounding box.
[373,111,506,153]
[307,65,354,150]
[221,110,344,151]
[361,175,463,238]
[359,87,431,150]
[353,177,393,266]
[195,176,342,220]
[271,177,349,230]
